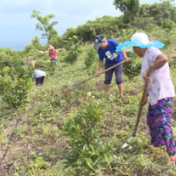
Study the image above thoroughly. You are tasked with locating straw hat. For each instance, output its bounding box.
[116,32,165,52]
[49,45,54,50]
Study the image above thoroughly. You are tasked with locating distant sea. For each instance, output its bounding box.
[0,40,46,51]
[0,41,28,51]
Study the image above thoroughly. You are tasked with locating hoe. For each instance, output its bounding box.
[68,59,130,90]
[122,70,150,149]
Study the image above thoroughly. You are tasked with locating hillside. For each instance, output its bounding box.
[1,27,176,176]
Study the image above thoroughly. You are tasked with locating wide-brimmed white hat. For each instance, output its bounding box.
[116,32,165,52]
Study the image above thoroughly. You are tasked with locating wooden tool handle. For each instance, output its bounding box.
[132,82,147,137]
[80,59,129,84]
[132,68,151,136]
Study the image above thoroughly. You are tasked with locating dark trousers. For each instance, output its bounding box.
[35,76,45,86]
[104,64,123,84]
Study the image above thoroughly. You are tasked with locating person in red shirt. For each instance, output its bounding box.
[49,45,57,67]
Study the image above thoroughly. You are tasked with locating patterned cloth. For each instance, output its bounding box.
[141,47,175,105]
[147,97,176,156]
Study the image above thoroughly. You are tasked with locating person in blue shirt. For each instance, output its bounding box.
[94,34,129,98]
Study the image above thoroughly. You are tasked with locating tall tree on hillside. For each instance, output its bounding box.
[149,0,176,22]
[113,0,140,22]
[139,4,151,18]
[139,0,176,28]
[31,10,58,43]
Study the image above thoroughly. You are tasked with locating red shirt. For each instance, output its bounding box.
[49,49,57,59]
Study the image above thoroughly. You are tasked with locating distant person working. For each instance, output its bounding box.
[32,69,46,86]
[49,45,57,67]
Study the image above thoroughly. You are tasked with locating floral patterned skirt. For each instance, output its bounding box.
[147,97,176,156]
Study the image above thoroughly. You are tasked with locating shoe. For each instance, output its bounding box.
[119,95,123,99]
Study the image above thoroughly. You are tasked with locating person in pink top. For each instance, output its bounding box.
[116,32,176,163]
[49,45,57,67]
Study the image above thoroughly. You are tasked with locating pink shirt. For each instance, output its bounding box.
[49,49,57,59]
[141,47,175,105]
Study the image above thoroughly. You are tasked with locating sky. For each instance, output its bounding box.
[0,0,174,51]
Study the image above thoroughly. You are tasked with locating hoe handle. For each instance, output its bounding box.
[77,59,129,87]
[132,82,148,137]
[132,69,151,137]
[97,59,129,75]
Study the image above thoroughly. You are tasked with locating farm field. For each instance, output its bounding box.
[1,0,176,175]
[1,34,176,175]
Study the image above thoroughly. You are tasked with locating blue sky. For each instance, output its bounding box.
[0,0,174,50]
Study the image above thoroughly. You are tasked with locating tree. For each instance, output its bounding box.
[31,10,58,42]
[62,27,77,40]
[113,0,140,22]
[32,36,43,50]
[139,4,151,18]
[148,0,176,23]
[48,29,58,42]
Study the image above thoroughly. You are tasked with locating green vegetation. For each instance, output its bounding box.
[31,10,58,43]
[62,101,113,176]
[0,64,33,108]
[1,0,176,175]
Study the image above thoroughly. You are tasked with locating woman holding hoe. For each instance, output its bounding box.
[116,32,176,163]
[94,34,130,98]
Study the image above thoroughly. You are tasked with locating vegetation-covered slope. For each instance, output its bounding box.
[1,27,176,175]
[1,0,176,175]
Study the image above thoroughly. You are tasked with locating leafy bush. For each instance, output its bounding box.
[0,48,23,68]
[35,59,46,68]
[118,28,137,42]
[32,36,43,50]
[0,64,33,108]
[84,46,97,76]
[0,51,9,68]
[63,44,81,64]
[84,47,96,68]
[144,23,157,33]
[22,44,44,60]
[123,53,141,80]
[160,19,176,32]
[62,100,113,176]
[160,38,171,48]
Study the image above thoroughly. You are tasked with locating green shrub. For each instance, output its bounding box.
[62,101,113,176]
[160,19,176,32]
[160,38,171,48]
[0,64,33,108]
[63,44,81,64]
[123,53,141,80]
[84,46,97,76]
